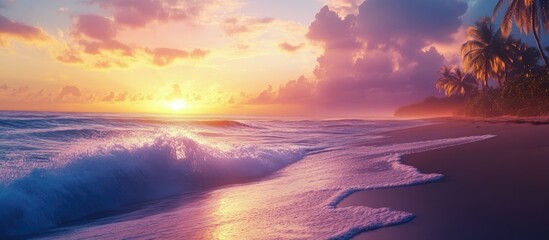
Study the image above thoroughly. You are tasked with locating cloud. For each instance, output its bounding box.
[72,14,117,41]
[62,14,135,67]
[249,1,468,114]
[56,86,81,101]
[62,12,209,68]
[56,50,83,63]
[0,85,151,106]
[70,14,135,57]
[0,84,8,90]
[149,48,209,66]
[94,61,110,68]
[95,91,133,102]
[306,7,358,49]
[247,85,274,104]
[0,14,50,46]
[88,0,230,28]
[278,42,305,53]
[312,1,465,108]
[101,92,115,102]
[275,76,316,104]
[78,39,134,56]
[322,0,364,16]
[115,91,128,102]
[93,60,128,69]
[222,17,275,35]
[247,76,316,104]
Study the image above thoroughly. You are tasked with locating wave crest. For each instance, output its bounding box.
[0,134,305,237]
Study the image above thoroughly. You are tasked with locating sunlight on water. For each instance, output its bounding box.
[0,112,495,239]
[211,196,251,240]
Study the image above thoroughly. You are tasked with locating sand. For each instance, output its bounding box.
[338,120,549,240]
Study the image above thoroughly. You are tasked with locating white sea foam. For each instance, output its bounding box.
[41,134,494,240]
[0,112,495,239]
[0,133,305,237]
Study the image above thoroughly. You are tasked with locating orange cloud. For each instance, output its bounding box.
[101,92,115,102]
[100,91,132,102]
[93,60,128,69]
[115,91,128,102]
[78,39,134,56]
[56,85,81,101]
[56,49,83,63]
[148,48,209,66]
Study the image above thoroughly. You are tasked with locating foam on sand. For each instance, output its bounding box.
[45,134,495,240]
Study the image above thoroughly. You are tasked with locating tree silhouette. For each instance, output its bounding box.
[436,66,479,97]
[494,0,549,74]
[462,17,510,91]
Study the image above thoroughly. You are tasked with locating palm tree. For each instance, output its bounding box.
[509,39,542,78]
[436,66,479,97]
[494,0,549,73]
[462,17,511,91]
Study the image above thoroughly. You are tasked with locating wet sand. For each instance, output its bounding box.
[339,120,549,240]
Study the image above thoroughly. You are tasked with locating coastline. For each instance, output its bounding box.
[339,119,549,239]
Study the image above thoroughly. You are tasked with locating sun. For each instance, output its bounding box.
[170,99,187,111]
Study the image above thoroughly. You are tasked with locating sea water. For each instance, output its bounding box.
[0,112,494,239]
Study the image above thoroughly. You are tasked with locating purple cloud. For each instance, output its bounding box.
[247,76,315,105]
[73,14,117,41]
[250,1,468,114]
[0,14,49,46]
[89,0,219,28]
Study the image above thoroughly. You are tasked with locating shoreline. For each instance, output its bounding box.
[339,120,549,239]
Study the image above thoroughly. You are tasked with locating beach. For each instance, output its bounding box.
[340,119,549,240]
[3,112,548,239]
[3,113,476,239]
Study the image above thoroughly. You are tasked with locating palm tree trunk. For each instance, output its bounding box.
[532,13,549,75]
[484,70,489,92]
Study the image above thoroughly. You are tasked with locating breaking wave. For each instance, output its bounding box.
[0,134,305,237]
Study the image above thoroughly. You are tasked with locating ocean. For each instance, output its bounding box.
[0,112,493,239]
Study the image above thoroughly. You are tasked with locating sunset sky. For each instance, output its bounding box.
[1,0,547,116]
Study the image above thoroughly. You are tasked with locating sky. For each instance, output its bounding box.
[1,0,548,116]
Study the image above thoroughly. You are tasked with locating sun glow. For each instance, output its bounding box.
[170,99,188,111]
